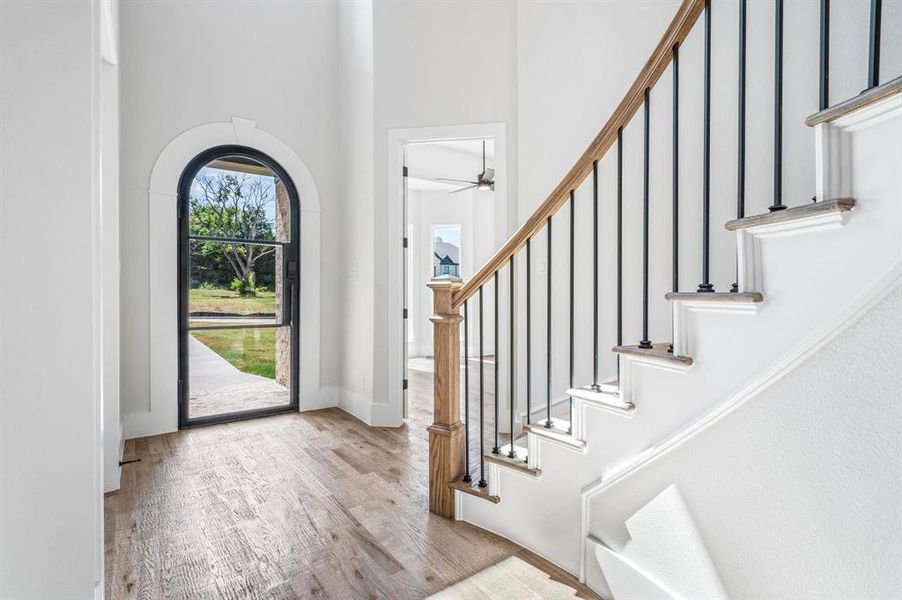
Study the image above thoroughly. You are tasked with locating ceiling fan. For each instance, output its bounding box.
[433,140,494,194]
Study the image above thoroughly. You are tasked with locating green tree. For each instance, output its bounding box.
[190,172,276,295]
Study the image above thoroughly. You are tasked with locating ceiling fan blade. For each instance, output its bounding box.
[435,178,479,185]
[482,168,494,182]
[448,185,478,194]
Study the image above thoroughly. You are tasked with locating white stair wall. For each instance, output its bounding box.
[585,278,902,597]
[455,85,902,586]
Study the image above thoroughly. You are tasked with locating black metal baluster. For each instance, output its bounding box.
[670,45,679,353]
[546,216,554,427]
[732,0,746,293]
[592,160,601,390]
[509,256,516,459]
[868,0,882,89]
[526,238,532,422]
[820,0,830,110]
[698,0,715,292]
[463,301,471,482]
[478,286,486,488]
[640,88,653,349]
[568,190,575,432]
[672,45,679,297]
[493,272,500,454]
[617,129,623,362]
[770,0,786,212]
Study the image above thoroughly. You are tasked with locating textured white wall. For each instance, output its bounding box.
[588,280,902,597]
[0,1,105,595]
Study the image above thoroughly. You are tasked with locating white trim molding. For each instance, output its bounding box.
[736,211,852,293]
[815,91,902,203]
[124,117,325,439]
[672,300,761,358]
[385,122,510,428]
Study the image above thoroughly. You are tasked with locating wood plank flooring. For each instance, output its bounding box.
[105,365,597,599]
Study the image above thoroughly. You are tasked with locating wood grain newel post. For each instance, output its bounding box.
[426,275,464,518]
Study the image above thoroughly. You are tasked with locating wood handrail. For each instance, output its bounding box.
[451,0,705,310]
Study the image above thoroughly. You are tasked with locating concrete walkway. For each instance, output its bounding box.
[188,335,289,418]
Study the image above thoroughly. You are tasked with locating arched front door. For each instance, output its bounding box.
[177,146,300,428]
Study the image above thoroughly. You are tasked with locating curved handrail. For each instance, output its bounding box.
[451,0,705,310]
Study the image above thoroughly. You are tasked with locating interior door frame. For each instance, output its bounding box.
[389,123,510,427]
[177,145,301,428]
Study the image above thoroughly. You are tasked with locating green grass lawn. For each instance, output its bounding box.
[189,287,276,316]
[190,328,276,379]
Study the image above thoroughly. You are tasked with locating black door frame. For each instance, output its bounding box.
[177,145,300,428]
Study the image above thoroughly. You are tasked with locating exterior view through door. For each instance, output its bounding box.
[178,147,300,427]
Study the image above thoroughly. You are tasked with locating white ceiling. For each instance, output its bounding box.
[406,138,495,191]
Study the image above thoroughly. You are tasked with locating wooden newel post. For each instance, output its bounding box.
[426,275,464,518]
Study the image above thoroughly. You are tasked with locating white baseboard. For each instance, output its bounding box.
[300,386,337,411]
[336,387,403,427]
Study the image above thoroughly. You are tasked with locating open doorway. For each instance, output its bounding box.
[403,138,499,452]
[177,146,300,428]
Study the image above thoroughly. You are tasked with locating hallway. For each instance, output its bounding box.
[104,367,595,599]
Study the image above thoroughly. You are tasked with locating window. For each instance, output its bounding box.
[432,225,461,278]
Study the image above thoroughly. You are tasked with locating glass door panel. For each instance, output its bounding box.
[187,326,291,419]
[180,150,298,426]
[187,239,285,328]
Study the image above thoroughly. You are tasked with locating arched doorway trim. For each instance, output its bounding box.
[126,117,323,438]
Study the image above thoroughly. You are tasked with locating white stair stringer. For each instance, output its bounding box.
[454,85,902,586]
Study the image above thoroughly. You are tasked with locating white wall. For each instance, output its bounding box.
[337,0,377,422]
[587,280,902,597]
[101,2,123,494]
[0,1,105,595]
[119,0,340,435]
[368,0,519,425]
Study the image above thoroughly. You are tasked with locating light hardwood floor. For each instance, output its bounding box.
[105,366,597,599]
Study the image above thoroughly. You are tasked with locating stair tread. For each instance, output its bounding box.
[484,447,541,478]
[613,342,693,367]
[806,75,902,126]
[725,198,855,231]
[524,419,586,450]
[665,291,763,303]
[448,475,500,504]
[568,385,634,412]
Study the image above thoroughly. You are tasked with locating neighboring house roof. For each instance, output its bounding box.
[433,238,460,264]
